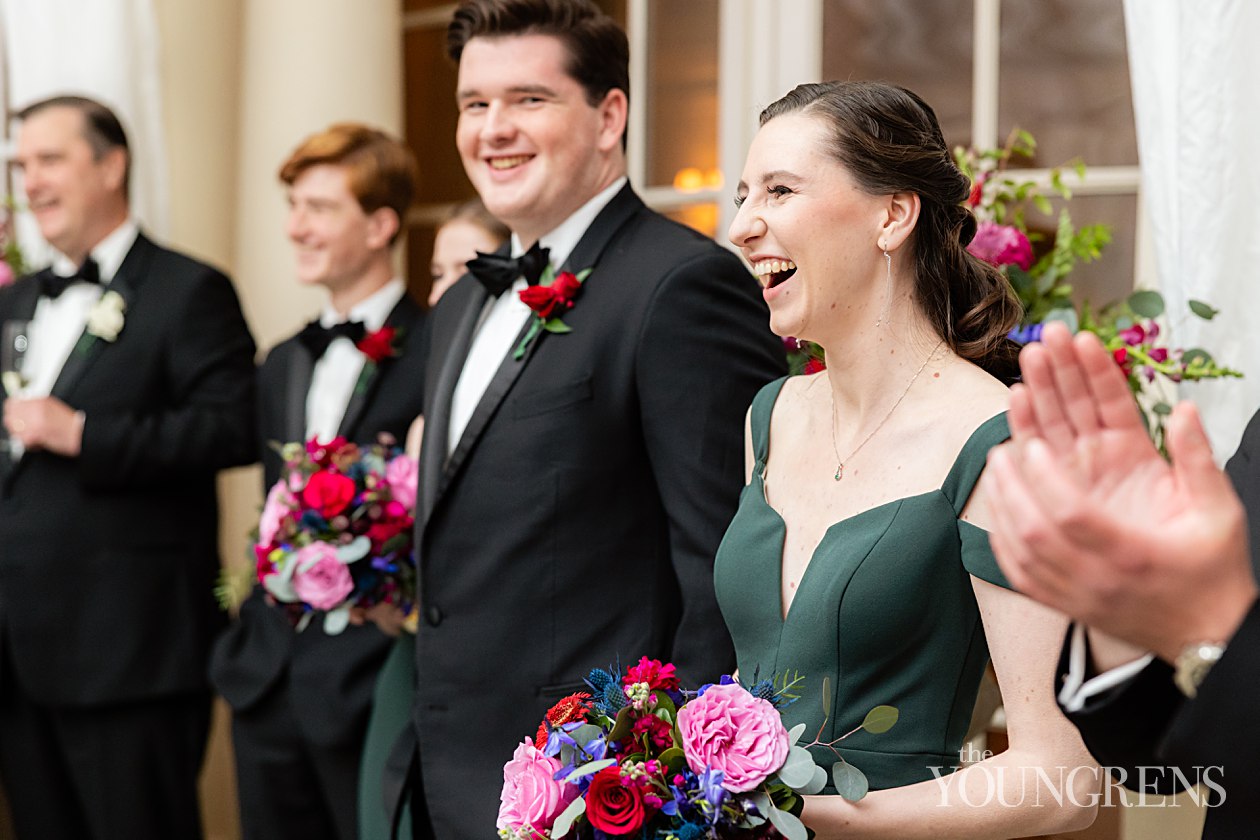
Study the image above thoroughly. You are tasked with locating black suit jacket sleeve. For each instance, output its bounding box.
[78,267,257,488]
[635,248,785,683]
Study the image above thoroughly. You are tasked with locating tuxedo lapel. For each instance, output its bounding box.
[336,296,418,440]
[284,344,315,443]
[50,236,152,402]
[420,282,488,526]
[436,185,644,499]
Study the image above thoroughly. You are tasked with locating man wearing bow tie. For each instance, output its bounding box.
[388,2,785,836]
[0,95,256,838]
[208,123,426,840]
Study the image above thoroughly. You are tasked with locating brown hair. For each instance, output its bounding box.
[17,94,131,199]
[447,0,629,144]
[760,81,1021,383]
[441,197,510,244]
[279,123,419,244]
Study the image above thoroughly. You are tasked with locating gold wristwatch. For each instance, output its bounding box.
[1173,641,1226,698]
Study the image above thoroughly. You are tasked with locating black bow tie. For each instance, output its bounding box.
[465,242,551,298]
[297,319,366,359]
[39,258,101,300]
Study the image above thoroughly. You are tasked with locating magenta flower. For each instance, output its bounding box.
[0,260,13,288]
[1150,347,1169,363]
[967,221,1033,270]
[291,543,354,610]
[677,682,790,792]
[496,739,577,837]
[1119,324,1146,346]
[259,480,296,545]
[384,454,418,512]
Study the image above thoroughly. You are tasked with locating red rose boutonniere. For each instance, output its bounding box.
[513,265,593,360]
[352,326,403,393]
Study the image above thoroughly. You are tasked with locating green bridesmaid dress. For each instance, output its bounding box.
[714,377,1012,790]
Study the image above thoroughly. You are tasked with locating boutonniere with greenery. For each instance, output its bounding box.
[76,290,126,352]
[514,265,592,360]
[352,326,402,394]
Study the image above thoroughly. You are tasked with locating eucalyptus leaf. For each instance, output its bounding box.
[1182,348,1213,366]
[788,722,808,746]
[570,724,604,749]
[1127,290,1165,318]
[748,791,772,819]
[1188,299,1220,320]
[323,604,351,635]
[335,535,372,564]
[776,746,817,789]
[1152,402,1173,416]
[766,803,807,840]
[832,760,870,801]
[565,758,616,783]
[820,676,832,719]
[799,764,828,795]
[261,571,298,603]
[861,705,899,734]
[295,610,313,633]
[551,795,586,838]
[1043,307,1079,333]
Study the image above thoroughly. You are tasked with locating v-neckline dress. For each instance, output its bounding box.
[714,377,1012,790]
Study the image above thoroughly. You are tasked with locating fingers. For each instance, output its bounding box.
[1040,323,1105,440]
[1017,340,1076,451]
[1073,329,1146,435]
[1166,402,1232,504]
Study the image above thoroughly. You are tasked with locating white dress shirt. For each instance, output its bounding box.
[20,219,140,398]
[305,278,406,443]
[446,177,627,455]
[1058,622,1156,713]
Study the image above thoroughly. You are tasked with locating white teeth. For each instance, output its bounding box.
[753,259,796,277]
[489,155,530,170]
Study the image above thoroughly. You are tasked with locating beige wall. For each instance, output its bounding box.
[153,1,402,838]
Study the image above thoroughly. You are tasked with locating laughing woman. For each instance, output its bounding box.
[717,81,1097,837]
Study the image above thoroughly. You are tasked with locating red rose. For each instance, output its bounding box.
[534,692,593,749]
[301,470,357,519]
[519,285,561,319]
[366,518,407,548]
[356,326,398,363]
[803,357,826,374]
[585,767,648,835]
[550,271,582,304]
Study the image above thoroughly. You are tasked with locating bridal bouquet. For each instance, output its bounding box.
[497,658,897,840]
[251,435,418,634]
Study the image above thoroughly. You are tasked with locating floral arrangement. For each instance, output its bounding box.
[955,129,1242,449]
[0,195,26,288]
[515,264,592,360]
[245,435,418,634]
[497,657,897,840]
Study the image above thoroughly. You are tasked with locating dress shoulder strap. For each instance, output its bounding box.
[941,411,1010,515]
[749,376,790,475]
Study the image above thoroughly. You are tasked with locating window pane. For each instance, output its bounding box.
[822,0,974,148]
[1027,193,1137,307]
[644,0,720,189]
[999,0,1136,167]
[662,202,719,239]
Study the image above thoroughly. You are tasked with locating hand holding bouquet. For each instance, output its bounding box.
[498,658,897,839]
[251,435,417,634]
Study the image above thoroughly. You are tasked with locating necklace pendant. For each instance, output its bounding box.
[834,463,844,481]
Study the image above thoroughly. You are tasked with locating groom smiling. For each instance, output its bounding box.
[390,1,786,837]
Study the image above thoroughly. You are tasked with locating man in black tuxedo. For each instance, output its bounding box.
[387,1,786,836]
[208,123,426,840]
[0,95,256,838]
[983,322,1259,838]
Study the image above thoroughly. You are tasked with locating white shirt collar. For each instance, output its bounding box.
[319,278,406,331]
[50,218,140,283]
[511,176,628,270]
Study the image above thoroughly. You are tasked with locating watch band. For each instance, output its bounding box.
[1173,641,1226,698]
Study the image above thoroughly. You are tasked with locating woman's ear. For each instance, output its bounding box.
[879,191,921,252]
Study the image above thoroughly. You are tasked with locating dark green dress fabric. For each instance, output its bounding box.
[714,377,1011,791]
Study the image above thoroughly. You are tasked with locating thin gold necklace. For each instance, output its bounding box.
[829,339,944,481]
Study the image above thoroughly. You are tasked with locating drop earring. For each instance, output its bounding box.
[875,246,892,327]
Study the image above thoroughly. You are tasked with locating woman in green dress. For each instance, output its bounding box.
[719,81,1098,836]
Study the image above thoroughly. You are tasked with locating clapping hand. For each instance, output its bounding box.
[982,322,1257,663]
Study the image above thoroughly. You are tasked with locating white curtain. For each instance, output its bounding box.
[0,0,169,269]
[1124,0,1260,460]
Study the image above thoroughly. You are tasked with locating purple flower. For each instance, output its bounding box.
[1008,323,1044,345]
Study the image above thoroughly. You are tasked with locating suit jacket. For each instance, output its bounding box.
[0,232,256,707]
[208,293,427,747]
[402,185,786,836]
[1057,407,1260,838]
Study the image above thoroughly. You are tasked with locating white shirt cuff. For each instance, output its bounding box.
[1058,622,1155,714]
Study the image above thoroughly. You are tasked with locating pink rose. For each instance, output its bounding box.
[496,739,578,837]
[677,683,790,793]
[967,221,1034,270]
[385,454,418,512]
[291,543,354,610]
[259,480,296,545]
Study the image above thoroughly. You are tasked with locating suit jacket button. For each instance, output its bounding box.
[425,605,443,627]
